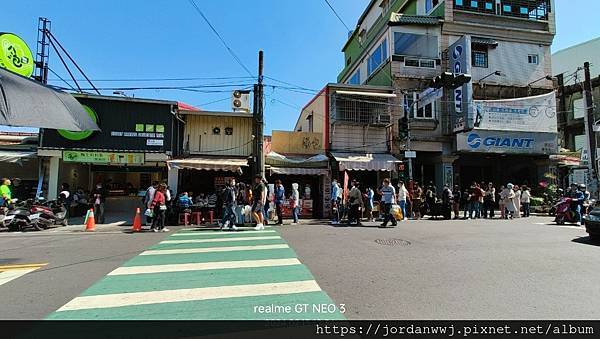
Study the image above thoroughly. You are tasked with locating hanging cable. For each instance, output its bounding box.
[47,67,77,92]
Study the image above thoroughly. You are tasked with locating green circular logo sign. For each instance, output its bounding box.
[58,105,98,141]
[0,33,34,77]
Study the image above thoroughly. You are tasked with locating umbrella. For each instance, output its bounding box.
[0,67,99,131]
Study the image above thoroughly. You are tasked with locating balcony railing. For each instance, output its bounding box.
[454,0,551,21]
[330,95,393,126]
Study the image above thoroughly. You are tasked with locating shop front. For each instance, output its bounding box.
[455,130,558,188]
[38,94,182,220]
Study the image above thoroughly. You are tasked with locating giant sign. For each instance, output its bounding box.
[457,130,557,155]
[472,91,557,133]
[449,35,473,133]
[0,33,34,77]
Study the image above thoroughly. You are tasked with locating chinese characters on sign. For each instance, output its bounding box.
[63,151,145,165]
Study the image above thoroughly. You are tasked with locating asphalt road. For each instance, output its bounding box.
[280,216,600,320]
[0,228,173,319]
[0,216,598,320]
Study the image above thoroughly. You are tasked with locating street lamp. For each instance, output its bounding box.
[527,75,554,95]
[478,70,503,86]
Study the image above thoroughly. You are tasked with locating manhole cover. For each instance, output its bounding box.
[375,238,411,246]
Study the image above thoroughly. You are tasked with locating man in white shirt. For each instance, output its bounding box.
[397,181,408,221]
[378,178,397,228]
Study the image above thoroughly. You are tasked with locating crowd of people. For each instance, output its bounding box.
[329,179,545,227]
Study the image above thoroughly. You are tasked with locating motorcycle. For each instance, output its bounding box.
[554,197,584,225]
[2,198,67,232]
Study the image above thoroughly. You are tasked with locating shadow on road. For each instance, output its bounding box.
[572,236,600,247]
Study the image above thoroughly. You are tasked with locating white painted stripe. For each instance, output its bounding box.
[140,244,289,256]
[0,268,37,287]
[56,280,321,312]
[171,230,277,237]
[160,236,281,244]
[108,258,302,276]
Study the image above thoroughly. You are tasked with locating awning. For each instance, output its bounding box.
[0,150,36,163]
[331,152,402,171]
[266,152,329,168]
[472,37,499,47]
[0,68,100,131]
[269,167,329,176]
[167,157,248,173]
[334,90,396,98]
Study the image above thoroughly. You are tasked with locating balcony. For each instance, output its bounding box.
[453,0,551,21]
[330,92,394,126]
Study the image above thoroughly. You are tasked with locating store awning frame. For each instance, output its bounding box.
[269,167,329,176]
[0,150,36,164]
[331,152,402,172]
[334,90,396,98]
[167,157,249,174]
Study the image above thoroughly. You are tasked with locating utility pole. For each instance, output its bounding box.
[252,51,265,178]
[584,61,597,196]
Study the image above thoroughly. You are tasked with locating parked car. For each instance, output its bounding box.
[583,208,600,241]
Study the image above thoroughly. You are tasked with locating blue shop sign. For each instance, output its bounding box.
[458,131,557,155]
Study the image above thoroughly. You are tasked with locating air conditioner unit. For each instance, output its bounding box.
[232,90,250,112]
[378,114,391,124]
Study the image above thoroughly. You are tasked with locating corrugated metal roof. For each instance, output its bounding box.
[472,37,499,46]
[389,14,441,26]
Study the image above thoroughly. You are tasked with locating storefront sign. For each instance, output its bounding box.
[419,87,442,109]
[443,164,453,187]
[58,105,98,141]
[271,131,323,155]
[457,130,557,155]
[63,151,145,164]
[450,35,473,133]
[0,33,34,77]
[472,91,557,133]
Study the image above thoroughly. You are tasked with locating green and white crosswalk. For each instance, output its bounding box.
[47,229,344,320]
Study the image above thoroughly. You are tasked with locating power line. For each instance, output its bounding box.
[47,76,254,83]
[196,96,232,107]
[323,0,352,32]
[47,67,77,92]
[187,0,254,77]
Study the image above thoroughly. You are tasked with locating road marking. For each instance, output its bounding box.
[534,222,585,230]
[171,230,277,237]
[56,280,321,312]
[140,244,289,256]
[160,236,280,244]
[0,263,48,271]
[108,258,302,276]
[0,263,47,287]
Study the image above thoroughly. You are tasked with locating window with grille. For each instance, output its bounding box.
[454,0,551,21]
[472,48,488,68]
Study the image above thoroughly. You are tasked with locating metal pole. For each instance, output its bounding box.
[255,51,265,178]
[584,62,597,196]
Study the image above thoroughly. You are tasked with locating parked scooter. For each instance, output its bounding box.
[554,197,585,225]
[2,198,67,232]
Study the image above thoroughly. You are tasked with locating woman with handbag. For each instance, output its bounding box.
[150,184,169,232]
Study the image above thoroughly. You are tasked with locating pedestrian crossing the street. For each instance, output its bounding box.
[47,229,344,320]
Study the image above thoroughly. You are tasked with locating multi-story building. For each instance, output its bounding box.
[335,0,557,189]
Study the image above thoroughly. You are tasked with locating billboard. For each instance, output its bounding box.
[449,35,473,133]
[271,131,323,155]
[0,33,34,77]
[472,91,557,133]
[41,96,177,153]
[457,130,557,155]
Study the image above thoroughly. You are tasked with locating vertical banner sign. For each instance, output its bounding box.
[450,35,472,133]
[0,33,34,77]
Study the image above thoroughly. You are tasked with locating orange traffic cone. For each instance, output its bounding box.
[85,208,96,232]
[132,208,142,232]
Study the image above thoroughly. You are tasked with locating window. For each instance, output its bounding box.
[368,38,388,75]
[405,58,436,68]
[470,1,478,8]
[528,54,539,64]
[472,46,488,68]
[503,5,512,13]
[348,70,361,85]
[425,0,439,13]
[406,94,435,119]
[455,0,551,21]
[307,114,314,133]
[455,0,463,5]
[394,32,438,58]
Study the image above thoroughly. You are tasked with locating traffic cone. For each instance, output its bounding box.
[132,208,142,232]
[83,209,90,226]
[85,208,96,232]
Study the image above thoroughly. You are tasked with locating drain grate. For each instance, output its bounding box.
[375,238,411,247]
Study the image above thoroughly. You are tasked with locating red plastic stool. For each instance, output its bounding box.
[191,212,202,225]
[208,210,214,224]
[178,213,190,226]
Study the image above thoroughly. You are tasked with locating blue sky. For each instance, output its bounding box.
[1,0,598,134]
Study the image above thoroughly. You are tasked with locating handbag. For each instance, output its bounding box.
[144,208,153,217]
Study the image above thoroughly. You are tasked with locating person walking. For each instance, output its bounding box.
[468,182,482,219]
[397,181,409,221]
[379,179,397,228]
[150,184,169,232]
[91,182,108,224]
[291,183,300,225]
[504,184,516,219]
[498,185,507,219]
[143,181,158,225]
[347,180,363,226]
[441,184,453,220]
[412,183,423,220]
[331,179,341,225]
[221,178,238,231]
[274,180,285,225]
[366,187,375,222]
[513,185,522,219]
[452,185,462,219]
[252,175,267,230]
[483,182,496,219]
[521,185,531,218]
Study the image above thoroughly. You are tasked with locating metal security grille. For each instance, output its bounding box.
[454,0,551,21]
[330,95,393,126]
